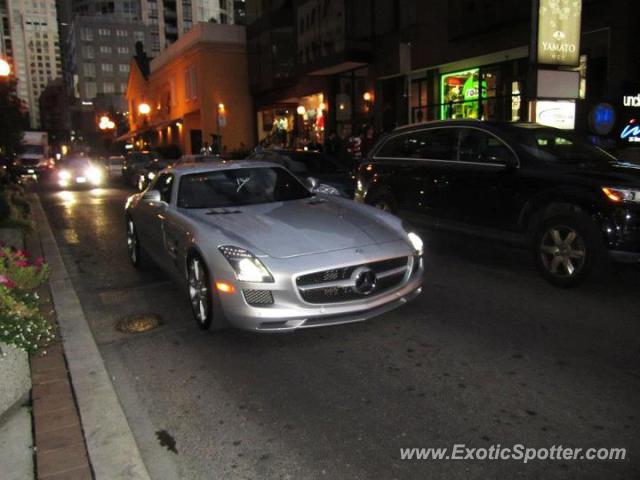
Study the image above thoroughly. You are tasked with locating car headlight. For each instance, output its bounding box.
[602,187,640,204]
[219,246,274,283]
[85,166,103,185]
[58,169,71,180]
[313,183,341,196]
[147,171,156,180]
[402,222,424,255]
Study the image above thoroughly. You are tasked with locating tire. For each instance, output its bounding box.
[367,191,396,214]
[532,213,605,287]
[126,218,146,269]
[187,254,226,331]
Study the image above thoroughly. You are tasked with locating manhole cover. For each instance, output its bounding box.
[116,314,162,333]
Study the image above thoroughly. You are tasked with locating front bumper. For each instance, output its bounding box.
[600,206,640,260]
[214,241,424,332]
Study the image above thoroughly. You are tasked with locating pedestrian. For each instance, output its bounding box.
[361,125,377,158]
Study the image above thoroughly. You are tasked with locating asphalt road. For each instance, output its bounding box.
[38,185,640,480]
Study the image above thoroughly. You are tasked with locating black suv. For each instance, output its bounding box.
[355,120,640,286]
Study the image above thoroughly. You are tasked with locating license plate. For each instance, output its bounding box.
[76,176,87,183]
[27,169,35,174]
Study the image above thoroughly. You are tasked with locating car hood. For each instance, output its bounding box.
[184,197,402,258]
[542,160,640,188]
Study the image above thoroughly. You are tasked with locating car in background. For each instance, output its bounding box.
[246,149,355,197]
[356,120,640,287]
[55,155,106,189]
[122,151,162,187]
[135,157,176,191]
[105,155,125,181]
[125,161,423,332]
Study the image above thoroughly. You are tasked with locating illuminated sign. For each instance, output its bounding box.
[588,103,615,136]
[621,119,640,143]
[537,0,582,66]
[536,100,576,130]
[623,94,640,108]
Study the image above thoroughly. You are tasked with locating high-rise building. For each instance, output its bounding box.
[2,0,62,128]
[140,0,235,55]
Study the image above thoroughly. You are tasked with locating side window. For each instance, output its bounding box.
[459,128,516,165]
[152,173,174,203]
[376,129,457,160]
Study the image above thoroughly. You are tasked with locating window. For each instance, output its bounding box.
[84,81,97,98]
[83,63,95,77]
[99,45,112,54]
[83,45,94,59]
[101,63,113,72]
[80,28,93,41]
[376,129,457,160]
[119,64,130,73]
[102,82,115,94]
[133,31,144,42]
[458,128,516,165]
[152,174,174,203]
[98,28,111,36]
[220,13,228,24]
[117,46,130,55]
[184,65,197,100]
[116,30,128,37]
[219,0,227,9]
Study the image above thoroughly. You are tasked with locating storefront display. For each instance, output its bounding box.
[440,68,487,120]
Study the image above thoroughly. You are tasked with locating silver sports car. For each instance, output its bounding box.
[125,161,424,332]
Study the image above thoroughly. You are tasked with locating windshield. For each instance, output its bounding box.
[60,158,93,170]
[180,155,220,163]
[129,152,159,164]
[272,152,346,175]
[517,128,615,164]
[177,167,312,209]
[22,145,45,155]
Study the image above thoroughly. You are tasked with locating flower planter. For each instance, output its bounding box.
[0,227,31,423]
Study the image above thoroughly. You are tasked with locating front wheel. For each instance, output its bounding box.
[126,219,145,269]
[187,255,219,330]
[533,214,604,287]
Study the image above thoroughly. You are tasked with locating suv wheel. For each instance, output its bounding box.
[533,214,603,287]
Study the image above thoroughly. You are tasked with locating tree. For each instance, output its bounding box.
[0,79,27,158]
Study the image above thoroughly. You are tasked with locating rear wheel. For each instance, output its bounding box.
[533,214,604,287]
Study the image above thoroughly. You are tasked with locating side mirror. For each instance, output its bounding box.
[305,176,319,190]
[142,189,162,204]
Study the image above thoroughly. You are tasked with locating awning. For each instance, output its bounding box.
[115,118,183,142]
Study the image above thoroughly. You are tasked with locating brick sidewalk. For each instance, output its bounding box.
[27,228,93,479]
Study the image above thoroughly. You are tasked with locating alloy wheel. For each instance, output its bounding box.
[539,226,586,279]
[188,257,210,326]
[127,220,137,264]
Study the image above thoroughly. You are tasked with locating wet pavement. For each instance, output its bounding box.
[39,185,640,479]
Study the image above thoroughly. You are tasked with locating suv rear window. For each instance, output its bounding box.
[376,128,457,160]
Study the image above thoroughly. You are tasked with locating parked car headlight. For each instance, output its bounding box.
[85,166,103,185]
[58,169,71,180]
[602,187,640,204]
[314,183,341,196]
[402,222,424,255]
[219,246,274,283]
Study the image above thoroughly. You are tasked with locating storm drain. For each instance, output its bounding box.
[116,313,162,333]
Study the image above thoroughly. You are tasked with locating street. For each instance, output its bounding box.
[39,185,640,480]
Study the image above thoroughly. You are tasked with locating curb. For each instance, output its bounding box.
[32,194,151,480]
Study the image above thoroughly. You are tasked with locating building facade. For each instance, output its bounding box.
[1,0,62,128]
[140,0,236,56]
[125,23,253,155]
[247,0,639,151]
[66,15,150,111]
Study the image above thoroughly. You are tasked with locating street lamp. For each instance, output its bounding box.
[0,58,10,77]
[98,115,115,130]
[138,102,151,115]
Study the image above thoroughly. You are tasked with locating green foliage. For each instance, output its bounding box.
[0,79,26,158]
[0,186,34,231]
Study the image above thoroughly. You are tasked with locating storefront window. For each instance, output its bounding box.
[440,68,487,120]
[298,93,326,147]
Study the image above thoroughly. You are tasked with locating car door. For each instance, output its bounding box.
[135,173,174,267]
[439,127,520,231]
[374,128,458,226]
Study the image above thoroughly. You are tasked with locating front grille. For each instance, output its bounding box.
[296,257,409,304]
[243,289,274,306]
